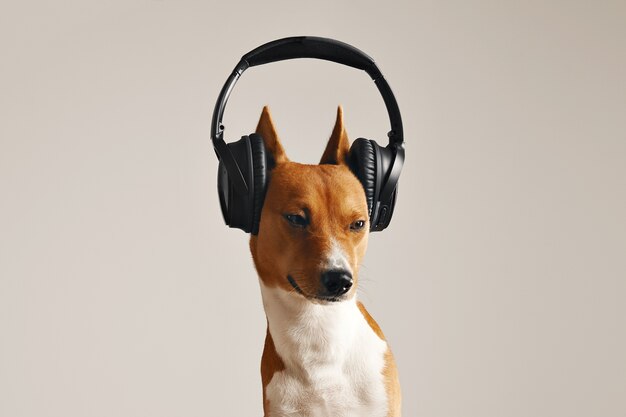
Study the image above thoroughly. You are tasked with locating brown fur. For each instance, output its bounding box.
[249,106,401,416]
[358,302,402,417]
[260,327,285,415]
[320,105,350,165]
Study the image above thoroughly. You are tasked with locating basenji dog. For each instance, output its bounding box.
[250,105,401,417]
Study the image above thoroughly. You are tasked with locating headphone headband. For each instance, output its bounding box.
[211,36,404,194]
[242,36,382,78]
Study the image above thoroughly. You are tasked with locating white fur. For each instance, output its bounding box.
[259,282,389,417]
[324,238,351,273]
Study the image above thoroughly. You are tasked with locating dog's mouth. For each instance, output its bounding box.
[287,275,304,295]
[287,275,344,303]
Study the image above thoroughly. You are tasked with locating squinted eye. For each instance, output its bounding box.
[284,214,308,228]
[350,220,366,231]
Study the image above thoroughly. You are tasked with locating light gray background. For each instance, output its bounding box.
[1,1,625,416]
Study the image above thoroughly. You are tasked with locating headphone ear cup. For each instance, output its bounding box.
[215,133,269,234]
[216,135,253,233]
[349,138,402,232]
[348,138,379,220]
[248,133,269,235]
[217,157,232,225]
[216,134,268,234]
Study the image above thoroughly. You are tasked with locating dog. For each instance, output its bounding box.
[249,105,401,417]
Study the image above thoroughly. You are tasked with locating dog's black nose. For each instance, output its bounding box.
[320,270,353,298]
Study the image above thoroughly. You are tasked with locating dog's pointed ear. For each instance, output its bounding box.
[320,105,350,165]
[256,106,288,164]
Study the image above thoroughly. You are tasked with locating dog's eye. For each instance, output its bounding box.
[284,214,308,228]
[350,220,366,231]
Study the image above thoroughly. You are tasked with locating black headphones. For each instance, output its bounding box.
[211,36,405,235]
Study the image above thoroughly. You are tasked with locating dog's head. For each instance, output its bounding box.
[250,106,369,303]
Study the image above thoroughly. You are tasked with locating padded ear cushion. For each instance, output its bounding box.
[348,138,378,217]
[248,133,268,235]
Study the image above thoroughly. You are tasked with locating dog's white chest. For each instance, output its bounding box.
[265,349,388,417]
[261,284,389,417]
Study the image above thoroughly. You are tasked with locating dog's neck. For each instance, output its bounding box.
[259,280,371,372]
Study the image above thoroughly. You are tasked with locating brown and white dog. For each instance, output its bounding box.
[250,106,401,417]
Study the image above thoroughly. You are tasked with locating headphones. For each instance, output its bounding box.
[211,36,405,235]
